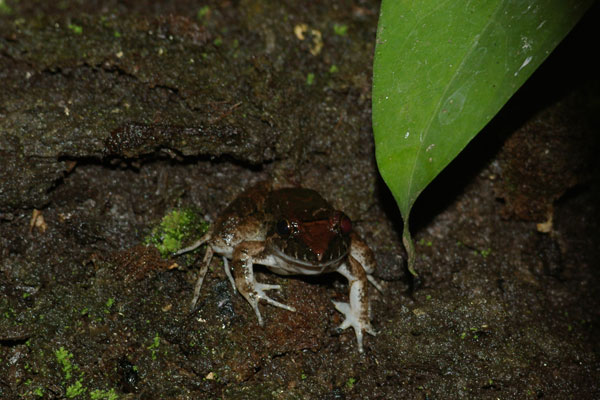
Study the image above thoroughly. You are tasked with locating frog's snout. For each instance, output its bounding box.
[298,220,337,262]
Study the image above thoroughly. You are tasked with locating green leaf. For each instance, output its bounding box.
[373,0,592,274]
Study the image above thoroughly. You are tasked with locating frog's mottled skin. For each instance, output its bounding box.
[176,181,381,352]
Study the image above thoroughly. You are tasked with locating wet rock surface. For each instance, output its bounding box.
[1,1,599,399]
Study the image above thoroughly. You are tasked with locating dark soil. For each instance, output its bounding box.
[1,1,599,399]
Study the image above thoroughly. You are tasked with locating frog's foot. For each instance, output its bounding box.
[332,300,376,353]
[255,283,296,311]
[244,282,296,326]
[232,241,296,325]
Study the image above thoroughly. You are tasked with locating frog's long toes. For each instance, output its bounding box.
[248,298,265,326]
[365,324,377,336]
[332,301,352,330]
[332,300,375,353]
[255,282,296,312]
[256,283,282,291]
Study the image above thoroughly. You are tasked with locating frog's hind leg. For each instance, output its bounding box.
[175,232,211,255]
[190,245,214,311]
[172,232,214,310]
[231,241,296,326]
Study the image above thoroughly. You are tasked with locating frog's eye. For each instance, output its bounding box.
[340,214,352,235]
[276,219,291,235]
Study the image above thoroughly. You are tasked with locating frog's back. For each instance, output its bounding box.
[211,182,272,251]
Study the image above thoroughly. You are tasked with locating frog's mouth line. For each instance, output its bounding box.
[272,247,346,272]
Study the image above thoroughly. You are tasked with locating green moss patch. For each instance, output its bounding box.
[144,208,209,257]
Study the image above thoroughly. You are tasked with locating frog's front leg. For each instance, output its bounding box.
[333,256,376,353]
[231,241,296,326]
[350,232,384,293]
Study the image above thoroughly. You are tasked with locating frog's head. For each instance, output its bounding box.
[267,188,352,267]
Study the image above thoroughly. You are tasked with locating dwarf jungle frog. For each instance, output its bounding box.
[176,181,381,352]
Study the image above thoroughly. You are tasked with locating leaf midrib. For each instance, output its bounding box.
[404,0,505,212]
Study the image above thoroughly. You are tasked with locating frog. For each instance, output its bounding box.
[176,181,382,352]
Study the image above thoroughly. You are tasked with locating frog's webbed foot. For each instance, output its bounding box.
[334,256,376,353]
[232,242,295,326]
